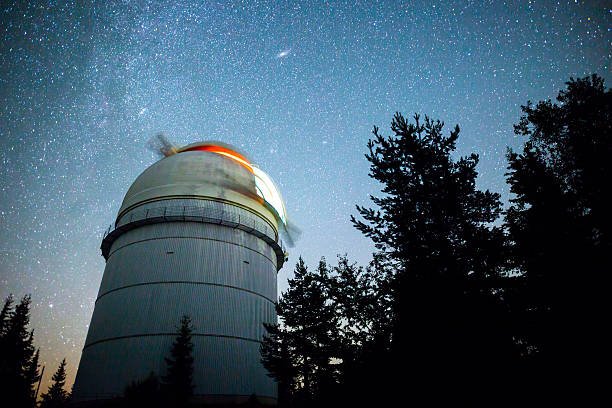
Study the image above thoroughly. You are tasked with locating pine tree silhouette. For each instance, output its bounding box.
[261,258,339,407]
[0,294,14,337]
[325,254,394,406]
[0,294,40,407]
[505,74,610,404]
[163,315,194,406]
[40,359,68,408]
[351,113,512,405]
[260,322,297,407]
[23,346,40,403]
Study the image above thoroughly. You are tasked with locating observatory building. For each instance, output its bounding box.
[72,142,287,405]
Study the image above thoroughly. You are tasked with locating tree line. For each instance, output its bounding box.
[261,74,610,407]
[0,293,195,408]
[0,294,69,407]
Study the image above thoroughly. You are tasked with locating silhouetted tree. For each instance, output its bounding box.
[260,322,297,407]
[262,258,339,407]
[163,315,194,406]
[0,294,40,407]
[351,113,513,405]
[124,371,161,408]
[505,74,610,402]
[39,359,69,408]
[0,294,14,337]
[326,254,394,405]
[23,347,40,403]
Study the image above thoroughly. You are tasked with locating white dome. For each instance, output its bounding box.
[117,148,279,232]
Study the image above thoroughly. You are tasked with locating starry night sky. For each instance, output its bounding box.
[0,0,609,391]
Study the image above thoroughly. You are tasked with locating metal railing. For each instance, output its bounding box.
[100,204,287,266]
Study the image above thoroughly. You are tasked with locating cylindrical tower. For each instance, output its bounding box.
[72,142,287,405]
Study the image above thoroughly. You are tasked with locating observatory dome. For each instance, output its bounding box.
[117,142,281,234]
[73,140,288,404]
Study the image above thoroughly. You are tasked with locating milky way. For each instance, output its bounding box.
[0,0,609,391]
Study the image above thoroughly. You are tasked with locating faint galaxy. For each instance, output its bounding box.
[0,0,610,391]
[275,49,291,58]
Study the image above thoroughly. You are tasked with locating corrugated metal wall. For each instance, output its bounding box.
[72,199,279,402]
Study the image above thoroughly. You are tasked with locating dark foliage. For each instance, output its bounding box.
[124,371,161,408]
[351,113,515,405]
[23,348,40,402]
[262,255,399,407]
[40,358,69,408]
[0,294,41,408]
[505,74,610,401]
[261,258,339,407]
[0,294,14,337]
[260,322,297,406]
[262,113,522,406]
[162,314,194,406]
[351,113,506,280]
[325,254,395,407]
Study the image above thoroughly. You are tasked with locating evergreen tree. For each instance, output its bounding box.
[163,315,194,406]
[351,113,506,281]
[505,74,610,401]
[0,294,14,338]
[351,113,512,405]
[39,359,68,408]
[262,258,339,407]
[23,346,40,403]
[260,322,297,407]
[326,254,395,405]
[329,256,370,347]
[0,294,40,408]
[361,252,395,344]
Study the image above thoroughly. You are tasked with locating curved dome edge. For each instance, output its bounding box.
[116,151,280,234]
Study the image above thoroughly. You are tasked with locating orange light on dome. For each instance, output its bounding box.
[181,145,253,173]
